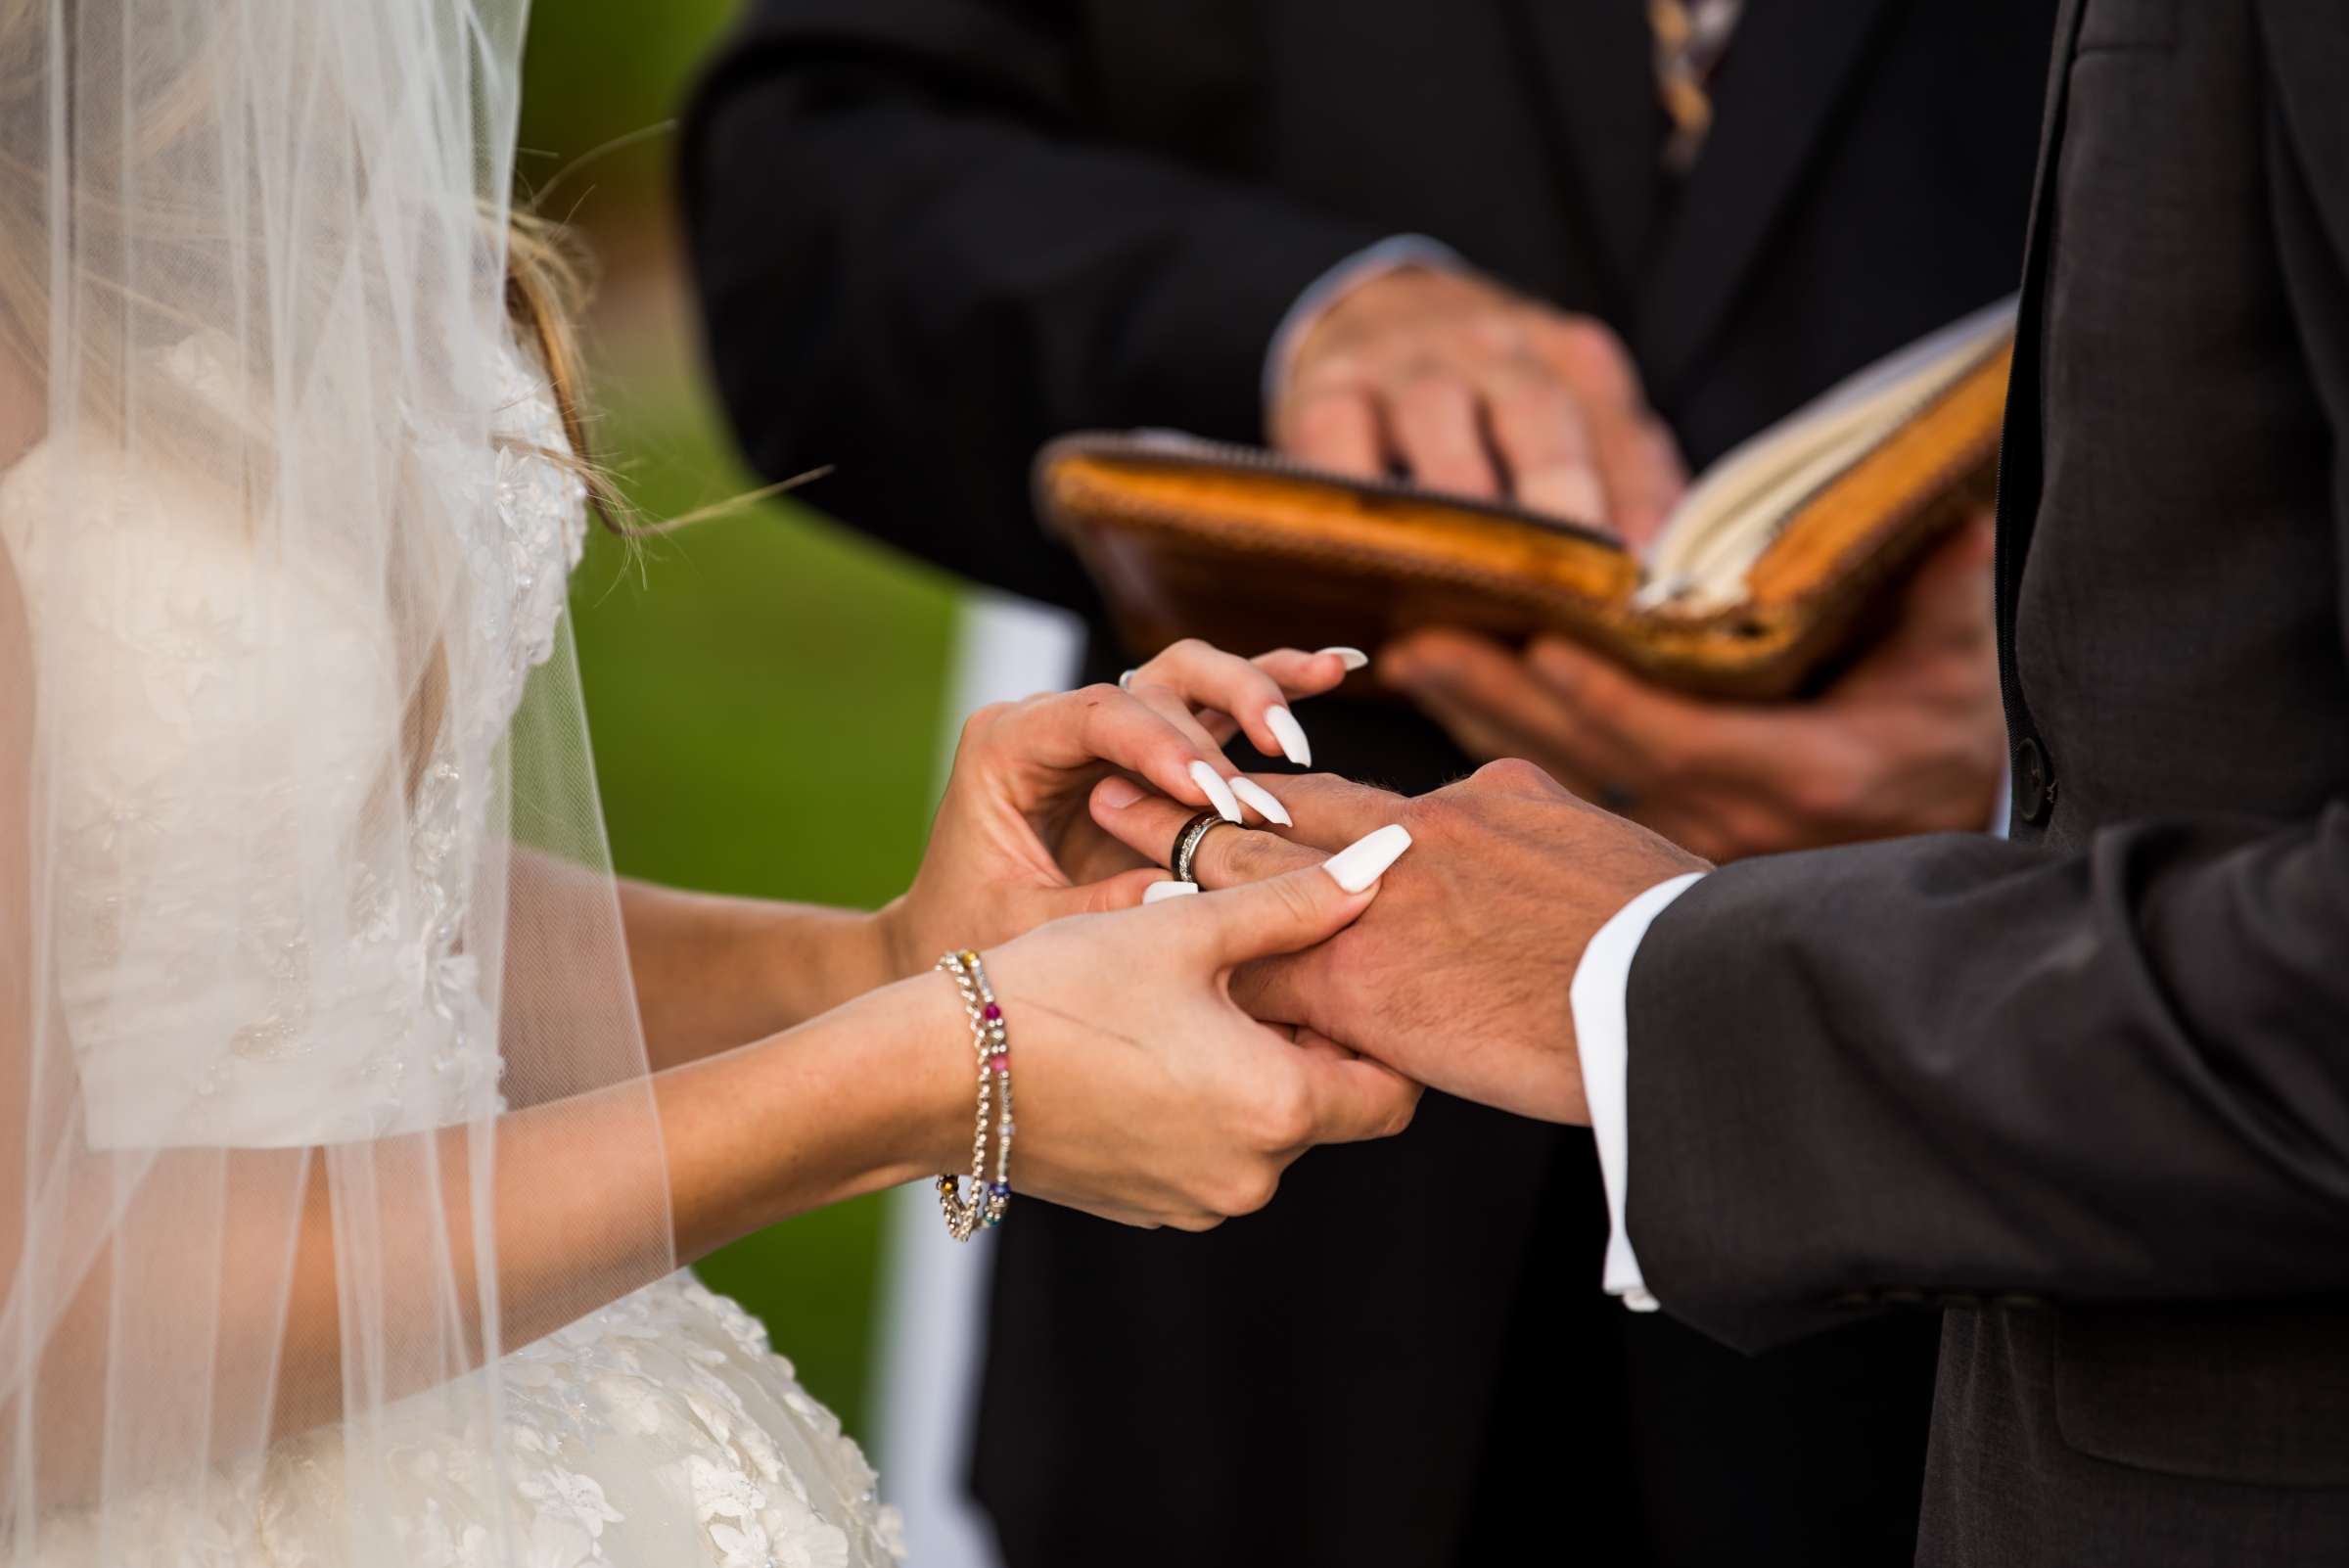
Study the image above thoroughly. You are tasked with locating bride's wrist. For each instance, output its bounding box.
[746,903,906,1027]
[867,896,924,992]
[858,963,990,1183]
[661,971,975,1261]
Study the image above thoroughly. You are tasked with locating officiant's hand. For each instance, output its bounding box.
[878,641,1359,985]
[1270,265,1685,545]
[1380,515,2004,861]
[1086,761,1707,1124]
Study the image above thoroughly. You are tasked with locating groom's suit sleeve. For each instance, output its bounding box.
[1622,4,2349,1356]
[1621,815,2349,1353]
[680,0,1389,611]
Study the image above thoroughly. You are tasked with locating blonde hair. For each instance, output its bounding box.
[504,210,628,534]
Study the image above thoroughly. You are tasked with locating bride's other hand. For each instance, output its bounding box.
[936,836,1420,1229]
[877,641,1360,979]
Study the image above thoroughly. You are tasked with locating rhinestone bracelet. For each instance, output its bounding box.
[934,948,1013,1240]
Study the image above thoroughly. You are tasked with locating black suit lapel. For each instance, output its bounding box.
[1991,0,2087,737]
[1995,0,2088,569]
[1633,0,1904,398]
[1502,0,1664,316]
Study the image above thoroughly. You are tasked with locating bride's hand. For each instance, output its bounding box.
[877,641,1361,979]
[926,828,1420,1229]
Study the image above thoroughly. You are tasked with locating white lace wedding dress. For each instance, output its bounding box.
[4,343,905,1568]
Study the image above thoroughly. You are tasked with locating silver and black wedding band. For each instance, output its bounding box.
[1169,808,1238,884]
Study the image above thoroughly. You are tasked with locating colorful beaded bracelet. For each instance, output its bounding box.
[935,948,1013,1240]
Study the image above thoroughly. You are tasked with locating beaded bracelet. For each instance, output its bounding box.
[934,948,1014,1240]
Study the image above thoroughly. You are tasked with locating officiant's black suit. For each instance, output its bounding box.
[1624,1,2349,1560]
[684,3,2052,1561]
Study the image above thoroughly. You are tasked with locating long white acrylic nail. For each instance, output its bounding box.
[1265,705,1313,767]
[1315,646,1370,671]
[1229,777,1293,826]
[1323,823,1412,893]
[1142,879,1200,903]
[1189,760,1244,824]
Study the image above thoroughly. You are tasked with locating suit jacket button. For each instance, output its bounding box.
[2014,736,2055,825]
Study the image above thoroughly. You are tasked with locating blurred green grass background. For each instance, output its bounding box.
[523,1,955,1447]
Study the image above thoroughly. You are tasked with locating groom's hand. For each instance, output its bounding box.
[1090,761,1708,1123]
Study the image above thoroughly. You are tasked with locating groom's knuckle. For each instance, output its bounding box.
[1238,828,1288,874]
[1470,756,1554,797]
[1207,829,1273,883]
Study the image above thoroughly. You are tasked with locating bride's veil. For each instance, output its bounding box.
[1,0,684,1558]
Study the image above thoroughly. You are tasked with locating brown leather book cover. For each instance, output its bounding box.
[1036,335,2010,702]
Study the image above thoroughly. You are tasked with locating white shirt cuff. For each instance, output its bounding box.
[1569,870,1707,1314]
[1262,234,1470,414]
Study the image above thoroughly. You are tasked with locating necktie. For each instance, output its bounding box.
[1648,0,1744,172]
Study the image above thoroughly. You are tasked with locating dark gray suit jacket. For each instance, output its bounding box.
[1629,2,2349,1560]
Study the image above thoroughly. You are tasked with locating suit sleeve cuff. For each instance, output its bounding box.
[1571,870,1708,1313]
[1261,234,1470,415]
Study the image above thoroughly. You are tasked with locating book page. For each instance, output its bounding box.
[1639,296,2017,610]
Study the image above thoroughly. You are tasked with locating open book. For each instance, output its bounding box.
[1036,298,2014,700]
